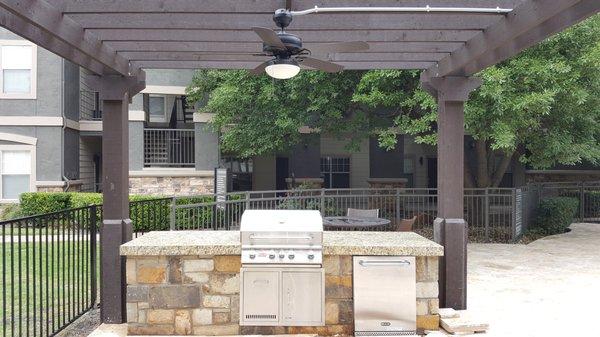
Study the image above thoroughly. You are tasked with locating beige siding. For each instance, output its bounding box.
[252,155,276,190]
[403,136,436,188]
[79,137,101,192]
[320,136,370,188]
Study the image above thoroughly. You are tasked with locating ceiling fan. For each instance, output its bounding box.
[247,9,369,79]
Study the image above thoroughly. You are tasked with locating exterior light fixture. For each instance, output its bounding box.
[265,57,300,79]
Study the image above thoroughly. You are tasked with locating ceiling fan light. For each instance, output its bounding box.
[265,58,300,79]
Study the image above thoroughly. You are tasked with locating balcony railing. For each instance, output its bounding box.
[144,128,195,167]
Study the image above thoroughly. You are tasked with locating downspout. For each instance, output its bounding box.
[60,59,71,192]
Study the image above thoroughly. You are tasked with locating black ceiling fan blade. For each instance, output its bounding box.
[309,41,369,53]
[299,57,344,73]
[251,27,286,50]
[250,61,270,75]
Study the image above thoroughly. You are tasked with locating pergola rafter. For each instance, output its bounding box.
[0,0,596,325]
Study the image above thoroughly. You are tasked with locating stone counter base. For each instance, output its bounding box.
[126,255,439,335]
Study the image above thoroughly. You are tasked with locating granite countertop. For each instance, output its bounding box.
[121,231,443,257]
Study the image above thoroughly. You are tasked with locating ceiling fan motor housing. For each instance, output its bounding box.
[262,32,303,55]
[273,9,293,29]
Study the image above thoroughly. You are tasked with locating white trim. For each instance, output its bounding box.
[129,169,214,178]
[0,40,37,100]
[193,112,214,123]
[79,120,102,132]
[64,118,79,130]
[129,110,146,121]
[141,85,187,95]
[0,144,36,201]
[0,116,63,126]
[36,180,83,187]
[0,132,37,145]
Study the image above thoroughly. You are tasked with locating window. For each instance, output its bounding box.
[0,41,36,99]
[0,150,33,200]
[221,157,253,191]
[321,157,350,188]
[148,94,167,122]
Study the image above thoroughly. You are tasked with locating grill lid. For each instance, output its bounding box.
[241,210,323,232]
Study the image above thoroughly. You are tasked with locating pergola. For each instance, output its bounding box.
[0,0,596,324]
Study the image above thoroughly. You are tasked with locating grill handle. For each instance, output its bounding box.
[358,259,411,267]
[249,234,313,241]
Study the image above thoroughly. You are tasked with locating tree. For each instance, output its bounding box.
[187,16,600,187]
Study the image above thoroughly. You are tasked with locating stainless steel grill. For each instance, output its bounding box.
[240,209,323,265]
[239,210,325,326]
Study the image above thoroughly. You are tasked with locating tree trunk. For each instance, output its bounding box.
[491,152,514,187]
[475,139,489,188]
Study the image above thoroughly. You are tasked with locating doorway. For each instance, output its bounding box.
[275,157,289,191]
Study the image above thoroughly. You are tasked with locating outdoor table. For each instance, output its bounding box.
[323,216,391,231]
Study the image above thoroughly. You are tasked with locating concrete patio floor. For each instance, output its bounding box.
[467,222,600,337]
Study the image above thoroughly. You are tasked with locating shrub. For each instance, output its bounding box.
[532,197,579,235]
[19,192,72,215]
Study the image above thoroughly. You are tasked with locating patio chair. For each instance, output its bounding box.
[395,216,417,232]
[347,208,379,218]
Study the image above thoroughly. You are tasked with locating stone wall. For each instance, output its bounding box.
[129,176,213,196]
[126,255,439,335]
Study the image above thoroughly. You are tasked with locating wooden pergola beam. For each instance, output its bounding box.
[0,0,132,75]
[131,60,435,70]
[57,0,523,13]
[0,9,108,74]
[423,0,597,78]
[88,29,482,43]
[65,13,502,31]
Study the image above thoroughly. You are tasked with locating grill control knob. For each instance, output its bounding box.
[308,254,315,260]
[288,254,295,260]
[269,254,276,259]
[249,254,256,259]
[278,252,285,259]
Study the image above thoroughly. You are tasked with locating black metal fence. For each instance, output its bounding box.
[0,206,97,337]
[0,197,172,337]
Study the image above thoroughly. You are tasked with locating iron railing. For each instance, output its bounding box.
[0,206,98,337]
[0,197,173,337]
[144,128,195,168]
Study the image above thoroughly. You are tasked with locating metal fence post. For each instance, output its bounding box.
[484,188,489,241]
[511,188,517,242]
[170,197,176,230]
[90,205,98,305]
[579,181,585,222]
[320,189,325,215]
[395,188,401,225]
[245,191,251,209]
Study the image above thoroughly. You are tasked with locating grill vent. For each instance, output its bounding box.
[245,314,277,320]
[355,331,417,336]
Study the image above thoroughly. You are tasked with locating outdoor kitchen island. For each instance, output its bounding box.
[121,230,443,336]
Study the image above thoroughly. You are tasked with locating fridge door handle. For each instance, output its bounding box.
[358,259,411,267]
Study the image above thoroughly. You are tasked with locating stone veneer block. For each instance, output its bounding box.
[128,323,175,335]
[417,314,440,331]
[184,272,210,284]
[416,256,439,282]
[325,275,353,299]
[204,273,239,294]
[127,285,149,302]
[325,300,339,325]
[212,310,230,324]
[126,259,136,284]
[147,309,175,324]
[230,295,240,323]
[126,303,138,323]
[213,256,241,272]
[192,308,213,326]
[323,255,341,275]
[416,281,439,298]
[168,257,183,284]
[175,310,193,335]
[203,295,230,308]
[149,285,200,309]
[193,324,240,336]
[183,259,214,272]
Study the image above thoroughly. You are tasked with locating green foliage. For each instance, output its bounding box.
[19,192,72,215]
[533,197,579,235]
[0,203,22,221]
[186,16,600,187]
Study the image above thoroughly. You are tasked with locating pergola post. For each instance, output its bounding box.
[87,73,146,323]
[422,76,481,310]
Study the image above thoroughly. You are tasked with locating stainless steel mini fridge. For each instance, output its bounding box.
[353,256,416,336]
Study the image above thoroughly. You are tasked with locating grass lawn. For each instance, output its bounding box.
[0,238,98,337]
